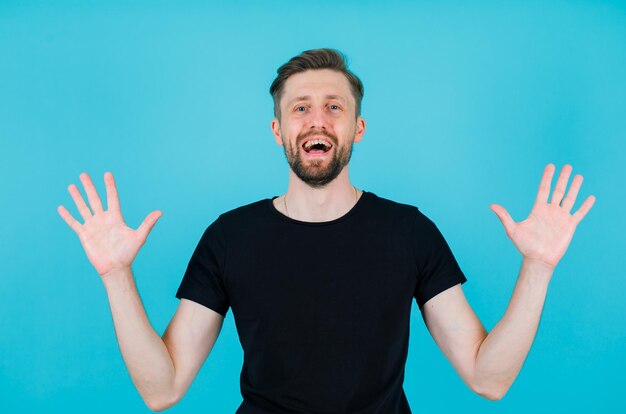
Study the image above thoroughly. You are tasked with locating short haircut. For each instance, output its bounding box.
[269,48,364,120]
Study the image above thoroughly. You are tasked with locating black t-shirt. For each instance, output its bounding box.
[176,191,467,413]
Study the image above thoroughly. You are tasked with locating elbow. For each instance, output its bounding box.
[144,391,181,412]
[145,399,175,412]
[478,389,506,401]
[472,382,509,401]
[146,403,166,412]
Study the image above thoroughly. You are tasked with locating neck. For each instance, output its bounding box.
[276,167,361,222]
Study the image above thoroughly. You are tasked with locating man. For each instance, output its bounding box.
[57,48,596,413]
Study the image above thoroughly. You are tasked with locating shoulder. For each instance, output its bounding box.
[365,192,445,236]
[365,191,428,224]
[208,198,276,236]
[218,199,269,221]
[359,192,430,238]
[189,199,271,250]
[365,191,419,215]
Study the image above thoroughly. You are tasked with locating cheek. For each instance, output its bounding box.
[337,123,356,139]
[288,125,305,140]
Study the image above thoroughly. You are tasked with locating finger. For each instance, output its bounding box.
[68,183,93,221]
[79,172,104,213]
[57,205,82,233]
[490,204,516,237]
[550,164,573,205]
[572,195,596,224]
[104,172,121,212]
[560,174,583,212]
[535,164,556,205]
[136,210,163,242]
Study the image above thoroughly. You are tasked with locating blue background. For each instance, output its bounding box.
[1,0,624,412]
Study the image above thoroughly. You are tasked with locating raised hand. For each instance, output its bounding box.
[57,172,162,278]
[490,164,596,270]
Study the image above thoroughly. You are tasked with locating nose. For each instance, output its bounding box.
[306,105,329,131]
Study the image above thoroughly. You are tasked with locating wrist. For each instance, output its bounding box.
[520,257,555,285]
[101,266,133,290]
[522,257,556,273]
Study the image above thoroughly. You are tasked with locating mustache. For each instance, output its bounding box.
[297,130,338,146]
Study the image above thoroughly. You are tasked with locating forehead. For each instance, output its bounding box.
[282,69,353,106]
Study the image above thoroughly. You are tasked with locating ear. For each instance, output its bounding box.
[271,118,283,146]
[353,116,366,143]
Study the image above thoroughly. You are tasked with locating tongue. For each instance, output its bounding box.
[308,149,326,154]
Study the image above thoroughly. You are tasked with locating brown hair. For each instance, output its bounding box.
[269,48,364,120]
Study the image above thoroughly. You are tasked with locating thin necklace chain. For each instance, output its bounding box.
[284,186,359,219]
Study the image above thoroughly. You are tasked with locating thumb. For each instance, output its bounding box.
[137,210,162,242]
[490,204,516,237]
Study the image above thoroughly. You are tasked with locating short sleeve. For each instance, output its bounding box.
[176,217,230,317]
[413,210,467,309]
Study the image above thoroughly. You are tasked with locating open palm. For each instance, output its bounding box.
[490,164,596,269]
[57,172,162,277]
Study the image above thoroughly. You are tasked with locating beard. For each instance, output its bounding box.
[282,129,354,189]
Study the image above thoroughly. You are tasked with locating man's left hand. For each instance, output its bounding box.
[490,163,596,270]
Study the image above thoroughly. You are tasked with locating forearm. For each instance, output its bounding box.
[103,267,177,411]
[473,258,554,399]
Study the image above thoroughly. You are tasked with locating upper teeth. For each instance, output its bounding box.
[304,139,331,149]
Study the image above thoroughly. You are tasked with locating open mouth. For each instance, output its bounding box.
[302,138,333,155]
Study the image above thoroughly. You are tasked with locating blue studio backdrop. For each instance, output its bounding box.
[1,1,625,413]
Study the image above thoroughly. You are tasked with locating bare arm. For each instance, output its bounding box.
[104,267,224,410]
[473,258,552,397]
[421,164,595,400]
[421,259,552,400]
[58,172,224,411]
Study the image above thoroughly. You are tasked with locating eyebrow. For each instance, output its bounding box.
[287,95,347,106]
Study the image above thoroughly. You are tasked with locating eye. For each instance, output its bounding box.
[329,104,341,110]
[295,106,306,112]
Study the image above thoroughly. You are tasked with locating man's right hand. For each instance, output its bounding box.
[58,172,218,411]
[57,172,162,278]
